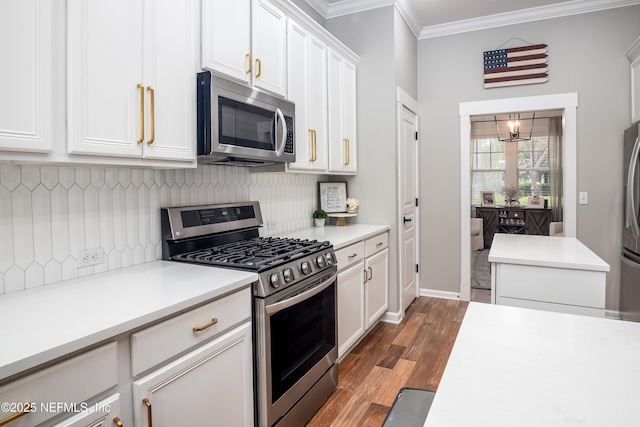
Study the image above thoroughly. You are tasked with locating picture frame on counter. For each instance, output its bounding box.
[481,191,496,207]
[527,196,544,208]
[318,181,348,213]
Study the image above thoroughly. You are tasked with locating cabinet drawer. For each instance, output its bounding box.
[335,241,365,270]
[131,287,251,376]
[0,343,117,427]
[365,232,388,257]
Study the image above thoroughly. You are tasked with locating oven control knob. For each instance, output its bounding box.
[301,261,312,275]
[316,255,326,268]
[325,253,334,265]
[269,273,280,288]
[283,268,294,283]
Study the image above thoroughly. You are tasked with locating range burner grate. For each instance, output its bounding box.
[173,237,331,270]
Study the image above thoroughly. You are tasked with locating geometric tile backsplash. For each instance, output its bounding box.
[0,163,323,295]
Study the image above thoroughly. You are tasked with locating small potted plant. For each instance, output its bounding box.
[312,209,328,227]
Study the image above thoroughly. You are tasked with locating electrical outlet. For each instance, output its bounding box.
[78,248,105,267]
[267,220,277,230]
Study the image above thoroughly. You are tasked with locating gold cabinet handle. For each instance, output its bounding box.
[309,129,317,162]
[255,58,262,78]
[137,84,145,144]
[376,242,384,248]
[146,86,155,145]
[0,402,31,426]
[246,53,252,74]
[343,138,350,165]
[367,266,373,281]
[193,317,218,332]
[347,253,358,260]
[312,130,317,162]
[113,417,123,427]
[143,398,152,427]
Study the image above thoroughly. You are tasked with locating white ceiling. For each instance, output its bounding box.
[305,0,640,38]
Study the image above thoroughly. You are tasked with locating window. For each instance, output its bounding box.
[472,136,551,205]
[518,137,550,200]
[471,138,505,205]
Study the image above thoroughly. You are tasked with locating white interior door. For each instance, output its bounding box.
[398,94,419,312]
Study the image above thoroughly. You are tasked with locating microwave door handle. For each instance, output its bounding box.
[627,135,640,238]
[275,108,287,157]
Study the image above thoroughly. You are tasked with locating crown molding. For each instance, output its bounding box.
[324,0,394,19]
[311,0,421,37]
[419,0,640,39]
[303,0,330,16]
[305,0,640,40]
[394,0,421,38]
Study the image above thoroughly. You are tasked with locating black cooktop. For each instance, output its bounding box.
[172,236,331,271]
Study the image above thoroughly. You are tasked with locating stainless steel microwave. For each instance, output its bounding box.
[196,71,295,166]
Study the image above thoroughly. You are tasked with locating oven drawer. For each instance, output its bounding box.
[335,242,365,270]
[131,287,251,376]
[365,232,388,257]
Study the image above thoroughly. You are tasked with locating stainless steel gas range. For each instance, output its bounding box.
[161,201,338,427]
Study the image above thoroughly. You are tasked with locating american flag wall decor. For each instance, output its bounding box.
[483,44,548,88]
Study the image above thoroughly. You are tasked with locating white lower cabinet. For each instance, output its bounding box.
[52,394,122,427]
[493,262,606,317]
[337,232,389,359]
[337,262,366,357]
[0,343,119,427]
[364,248,389,329]
[133,322,253,427]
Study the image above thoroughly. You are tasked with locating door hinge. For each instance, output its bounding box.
[415,198,419,207]
[416,264,419,273]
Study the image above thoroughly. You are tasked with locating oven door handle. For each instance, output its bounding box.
[266,272,337,315]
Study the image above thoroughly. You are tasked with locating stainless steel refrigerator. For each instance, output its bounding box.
[622,123,640,321]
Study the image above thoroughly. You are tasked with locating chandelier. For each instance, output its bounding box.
[494,112,536,142]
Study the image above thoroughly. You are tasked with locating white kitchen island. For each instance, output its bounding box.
[424,303,640,426]
[488,234,610,317]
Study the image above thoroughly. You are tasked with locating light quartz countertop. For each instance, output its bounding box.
[488,234,610,272]
[1,224,388,382]
[0,261,257,381]
[424,302,640,426]
[276,224,390,250]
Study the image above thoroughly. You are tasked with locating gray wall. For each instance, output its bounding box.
[327,6,417,316]
[417,6,640,311]
[394,9,418,99]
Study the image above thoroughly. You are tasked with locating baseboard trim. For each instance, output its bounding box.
[420,288,460,300]
[606,309,622,320]
[380,310,403,324]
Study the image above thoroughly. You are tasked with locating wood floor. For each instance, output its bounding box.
[306,297,469,427]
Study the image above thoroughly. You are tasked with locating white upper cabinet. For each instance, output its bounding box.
[67,0,197,163]
[201,0,252,85]
[202,0,287,97]
[328,50,357,174]
[0,0,53,153]
[627,36,640,124]
[252,0,287,96]
[286,21,328,172]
